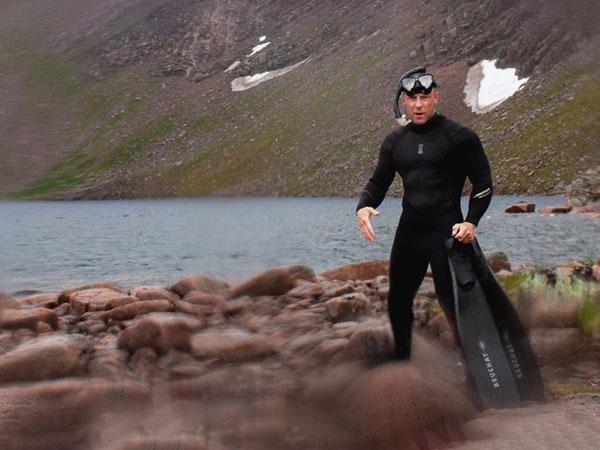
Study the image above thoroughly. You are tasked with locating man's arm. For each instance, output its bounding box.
[356,133,396,212]
[462,132,493,226]
[451,130,492,243]
[355,132,397,242]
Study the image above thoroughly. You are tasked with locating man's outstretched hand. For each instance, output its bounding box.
[452,222,476,243]
[356,207,380,242]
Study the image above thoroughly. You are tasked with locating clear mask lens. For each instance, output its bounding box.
[418,74,433,89]
[401,74,435,94]
[401,77,417,92]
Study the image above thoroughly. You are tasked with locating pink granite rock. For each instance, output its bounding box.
[69,288,138,316]
[0,335,86,383]
[505,202,535,213]
[16,293,59,309]
[171,275,229,298]
[0,307,58,330]
[118,312,203,353]
[230,265,316,298]
[539,205,572,214]
[320,259,389,281]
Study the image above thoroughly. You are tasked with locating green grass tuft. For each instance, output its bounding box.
[545,381,600,398]
[578,295,600,336]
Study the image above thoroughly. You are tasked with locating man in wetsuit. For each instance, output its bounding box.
[355,67,493,360]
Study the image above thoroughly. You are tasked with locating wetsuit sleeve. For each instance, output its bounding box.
[461,133,493,226]
[356,133,396,212]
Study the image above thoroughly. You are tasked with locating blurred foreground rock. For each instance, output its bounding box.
[1,262,599,450]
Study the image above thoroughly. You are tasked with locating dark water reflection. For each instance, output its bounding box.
[1,196,599,294]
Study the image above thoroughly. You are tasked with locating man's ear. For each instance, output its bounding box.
[400,91,408,105]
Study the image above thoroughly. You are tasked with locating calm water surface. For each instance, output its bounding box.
[1,196,599,295]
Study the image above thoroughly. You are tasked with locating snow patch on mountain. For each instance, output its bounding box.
[464,59,529,113]
[247,42,270,57]
[225,60,240,72]
[231,59,309,92]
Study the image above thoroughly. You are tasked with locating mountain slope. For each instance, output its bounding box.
[1,0,599,199]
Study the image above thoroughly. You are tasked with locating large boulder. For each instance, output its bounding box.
[230,265,316,298]
[0,335,86,383]
[171,275,230,298]
[0,307,58,331]
[320,259,389,281]
[118,313,203,353]
[190,328,277,362]
[68,288,138,316]
[58,283,127,303]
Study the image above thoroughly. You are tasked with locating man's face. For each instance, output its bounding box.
[401,89,440,125]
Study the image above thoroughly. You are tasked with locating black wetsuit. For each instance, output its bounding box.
[356,113,493,359]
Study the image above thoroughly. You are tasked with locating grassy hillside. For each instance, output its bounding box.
[1,0,599,200]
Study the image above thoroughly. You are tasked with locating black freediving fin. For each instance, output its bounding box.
[470,239,545,403]
[446,238,521,409]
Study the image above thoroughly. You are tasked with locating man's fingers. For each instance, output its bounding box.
[360,217,375,240]
[450,222,476,243]
[357,209,379,242]
[358,221,372,241]
[365,219,375,240]
[358,219,374,241]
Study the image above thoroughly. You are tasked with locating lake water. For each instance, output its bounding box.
[1,196,599,295]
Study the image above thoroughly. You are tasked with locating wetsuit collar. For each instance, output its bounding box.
[407,112,444,133]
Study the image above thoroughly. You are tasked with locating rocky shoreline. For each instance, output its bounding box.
[1,259,600,450]
[504,198,600,220]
